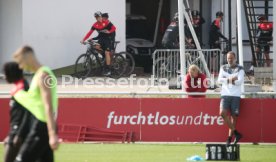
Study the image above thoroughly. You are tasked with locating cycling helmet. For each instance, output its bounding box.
[94,11,102,17]
[191,10,200,17]
[216,11,224,17]
[102,13,109,18]
[257,15,265,21]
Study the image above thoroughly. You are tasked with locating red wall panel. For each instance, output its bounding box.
[0,99,10,140]
[1,98,276,142]
[260,99,276,142]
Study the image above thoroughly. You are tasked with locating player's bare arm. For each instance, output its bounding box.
[39,72,59,150]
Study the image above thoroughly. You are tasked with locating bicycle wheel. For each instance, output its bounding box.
[110,54,126,79]
[74,53,92,79]
[119,52,135,76]
[90,53,104,76]
[74,53,102,79]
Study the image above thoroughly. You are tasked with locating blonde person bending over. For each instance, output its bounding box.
[184,65,207,98]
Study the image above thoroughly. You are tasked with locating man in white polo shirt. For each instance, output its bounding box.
[218,51,244,145]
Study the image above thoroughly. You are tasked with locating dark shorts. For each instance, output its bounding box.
[7,123,23,145]
[256,41,270,52]
[7,131,16,146]
[220,96,241,116]
[210,43,221,49]
[210,44,221,57]
[161,40,179,49]
[98,38,114,51]
[15,118,53,162]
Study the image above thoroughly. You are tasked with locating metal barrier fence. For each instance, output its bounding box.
[152,49,222,80]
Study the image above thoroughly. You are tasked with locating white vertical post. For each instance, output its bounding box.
[273,0,276,92]
[178,0,186,91]
[185,0,192,19]
[182,4,210,78]
[237,0,244,94]
[153,0,163,46]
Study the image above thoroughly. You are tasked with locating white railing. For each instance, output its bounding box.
[152,49,222,81]
[0,91,275,97]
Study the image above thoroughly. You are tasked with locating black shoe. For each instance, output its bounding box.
[103,70,111,76]
[234,132,242,144]
[226,136,232,146]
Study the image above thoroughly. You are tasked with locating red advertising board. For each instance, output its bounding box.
[1,98,276,142]
[0,98,10,141]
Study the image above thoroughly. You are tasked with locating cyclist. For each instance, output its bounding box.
[93,13,116,41]
[101,13,116,48]
[162,11,205,49]
[185,10,205,49]
[161,12,179,49]
[102,13,109,21]
[81,11,116,76]
[209,11,228,49]
[256,15,273,67]
[209,11,228,73]
[191,10,205,40]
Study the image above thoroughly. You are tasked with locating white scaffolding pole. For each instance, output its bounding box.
[182,4,211,78]
[178,0,186,91]
[237,0,245,94]
[273,0,276,92]
[153,0,163,46]
[185,0,192,20]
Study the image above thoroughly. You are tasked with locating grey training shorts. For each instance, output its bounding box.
[220,96,241,116]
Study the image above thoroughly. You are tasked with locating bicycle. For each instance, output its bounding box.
[103,41,136,77]
[118,51,135,76]
[154,49,199,79]
[74,40,126,79]
[110,40,135,76]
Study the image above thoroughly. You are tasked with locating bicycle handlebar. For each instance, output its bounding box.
[82,39,101,46]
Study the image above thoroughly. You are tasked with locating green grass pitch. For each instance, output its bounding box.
[1,143,276,162]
